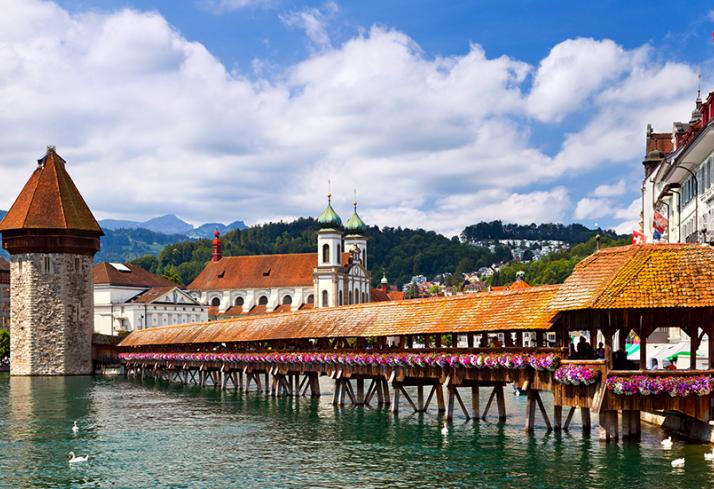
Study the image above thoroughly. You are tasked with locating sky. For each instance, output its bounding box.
[2,0,714,236]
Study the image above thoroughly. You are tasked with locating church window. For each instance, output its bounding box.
[306,294,314,304]
[338,291,342,306]
[210,297,220,307]
[74,257,80,272]
[322,290,329,307]
[282,295,292,305]
[235,296,244,306]
[349,290,353,304]
[354,288,360,304]
[258,296,268,305]
[322,243,330,264]
[361,291,366,303]
[362,250,366,265]
[337,244,341,257]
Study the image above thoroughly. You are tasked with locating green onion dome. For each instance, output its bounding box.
[317,194,342,229]
[344,200,367,234]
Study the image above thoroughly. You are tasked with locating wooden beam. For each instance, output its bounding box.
[525,390,537,432]
[554,405,563,431]
[436,383,445,412]
[534,391,552,431]
[482,387,497,420]
[690,325,699,370]
[563,407,576,430]
[640,329,648,370]
[471,386,480,419]
[495,385,506,422]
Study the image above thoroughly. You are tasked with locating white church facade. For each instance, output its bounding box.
[188,196,372,317]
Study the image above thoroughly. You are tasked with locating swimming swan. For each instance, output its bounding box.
[68,452,89,464]
[661,437,673,450]
[72,421,78,434]
[671,458,685,468]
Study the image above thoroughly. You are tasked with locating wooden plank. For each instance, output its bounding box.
[563,407,576,430]
[534,391,552,430]
[454,388,471,420]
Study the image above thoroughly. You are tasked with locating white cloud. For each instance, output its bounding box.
[279,2,338,50]
[591,179,626,198]
[0,1,702,237]
[574,198,611,220]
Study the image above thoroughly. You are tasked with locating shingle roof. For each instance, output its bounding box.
[187,253,316,290]
[548,244,714,311]
[129,286,177,304]
[119,285,560,347]
[93,262,177,288]
[0,148,102,234]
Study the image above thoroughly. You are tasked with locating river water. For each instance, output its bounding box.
[1,373,713,488]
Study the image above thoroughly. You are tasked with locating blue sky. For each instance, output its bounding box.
[2,0,714,235]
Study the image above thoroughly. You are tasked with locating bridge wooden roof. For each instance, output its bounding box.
[549,244,714,311]
[119,285,560,347]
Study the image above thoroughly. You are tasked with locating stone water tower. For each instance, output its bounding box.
[0,147,103,375]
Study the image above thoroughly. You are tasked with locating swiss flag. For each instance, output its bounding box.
[632,230,646,245]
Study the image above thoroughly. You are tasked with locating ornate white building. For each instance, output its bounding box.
[93,262,208,335]
[188,196,372,316]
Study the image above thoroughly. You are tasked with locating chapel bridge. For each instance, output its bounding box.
[118,244,714,441]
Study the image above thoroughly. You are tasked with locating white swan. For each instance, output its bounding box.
[704,450,714,462]
[661,436,673,450]
[671,458,685,468]
[68,452,89,464]
[72,421,78,434]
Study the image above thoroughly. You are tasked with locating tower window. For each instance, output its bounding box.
[74,257,80,272]
[322,290,329,307]
[258,296,268,305]
[322,243,330,264]
[43,256,51,274]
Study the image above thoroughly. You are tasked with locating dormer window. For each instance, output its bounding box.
[263,267,271,277]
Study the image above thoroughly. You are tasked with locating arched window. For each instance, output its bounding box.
[235,296,244,306]
[337,244,341,257]
[338,291,343,306]
[361,291,366,303]
[210,297,220,307]
[307,294,314,304]
[349,290,353,304]
[362,249,366,265]
[258,296,268,305]
[282,295,292,305]
[354,288,360,304]
[322,290,329,307]
[322,243,330,264]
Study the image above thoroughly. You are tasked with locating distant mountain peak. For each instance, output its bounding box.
[98,214,246,237]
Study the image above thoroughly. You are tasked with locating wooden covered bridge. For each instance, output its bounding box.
[118,244,714,441]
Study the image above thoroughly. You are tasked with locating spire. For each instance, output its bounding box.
[317,181,342,229]
[344,189,367,235]
[211,228,222,262]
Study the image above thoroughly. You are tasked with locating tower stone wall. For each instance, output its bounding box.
[10,253,94,375]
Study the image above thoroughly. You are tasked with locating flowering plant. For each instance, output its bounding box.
[554,365,600,385]
[528,353,560,371]
[605,375,714,397]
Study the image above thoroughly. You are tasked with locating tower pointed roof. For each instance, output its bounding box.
[317,193,342,229]
[344,200,367,235]
[0,147,102,234]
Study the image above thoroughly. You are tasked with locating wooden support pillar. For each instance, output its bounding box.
[382,379,391,406]
[536,331,544,347]
[495,385,506,422]
[621,410,641,439]
[618,328,628,351]
[516,331,523,348]
[581,408,591,434]
[310,373,321,398]
[450,333,458,349]
[376,379,384,406]
[407,335,414,349]
[709,326,714,370]
[525,390,537,432]
[417,385,424,411]
[467,333,474,348]
[563,407,576,430]
[690,326,698,370]
[554,405,563,431]
[471,386,480,419]
[436,383,445,412]
[356,378,365,405]
[599,410,618,442]
[391,383,401,414]
[435,335,442,348]
[640,330,648,370]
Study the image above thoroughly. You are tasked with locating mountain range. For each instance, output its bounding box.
[99,214,247,238]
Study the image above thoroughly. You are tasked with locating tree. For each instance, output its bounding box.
[130,255,159,274]
[0,329,9,359]
[161,266,183,286]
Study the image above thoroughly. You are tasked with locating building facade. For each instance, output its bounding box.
[0,147,102,375]
[94,262,207,335]
[0,257,9,329]
[189,196,372,316]
[642,91,714,244]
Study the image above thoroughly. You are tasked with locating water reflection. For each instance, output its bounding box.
[1,373,714,488]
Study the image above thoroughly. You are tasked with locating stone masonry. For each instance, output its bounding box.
[10,253,94,375]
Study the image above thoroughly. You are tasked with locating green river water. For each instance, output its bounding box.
[1,373,713,488]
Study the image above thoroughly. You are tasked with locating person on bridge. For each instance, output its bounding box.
[576,336,594,359]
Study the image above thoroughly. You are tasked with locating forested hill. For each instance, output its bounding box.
[461,221,619,243]
[130,218,514,287]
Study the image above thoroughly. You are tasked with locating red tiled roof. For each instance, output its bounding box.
[187,253,316,290]
[0,148,102,234]
[221,305,244,316]
[647,132,673,155]
[119,285,560,346]
[244,305,268,316]
[371,288,391,302]
[387,291,405,301]
[93,262,177,288]
[129,286,183,304]
[549,244,714,311]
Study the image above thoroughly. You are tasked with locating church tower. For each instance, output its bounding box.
[314,193,343,308]
[0,147,103,375]
[344,199,371,303]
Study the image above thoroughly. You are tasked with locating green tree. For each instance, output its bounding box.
[161,266,183,286]
[0,329,9,359]
[130,255,159,274]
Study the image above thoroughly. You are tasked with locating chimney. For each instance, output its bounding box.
[211,229,222,262]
